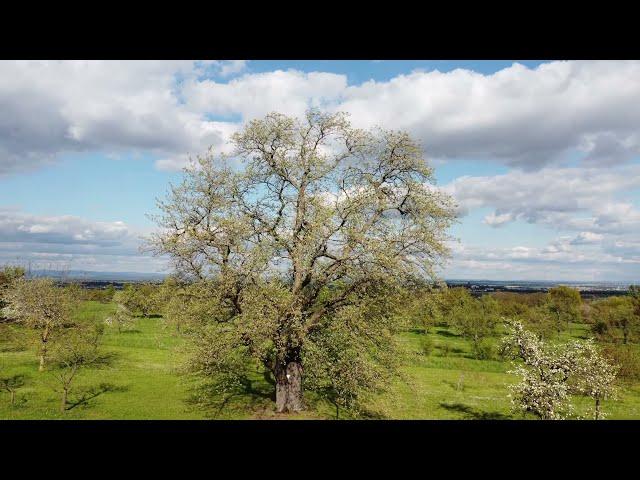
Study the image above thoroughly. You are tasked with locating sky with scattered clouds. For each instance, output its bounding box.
[0,60,638,281]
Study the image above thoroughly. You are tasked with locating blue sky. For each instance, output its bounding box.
[0,60,639,281]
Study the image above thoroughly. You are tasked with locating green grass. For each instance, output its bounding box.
[2,302,640,419]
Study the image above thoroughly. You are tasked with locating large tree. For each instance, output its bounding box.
[149,110,455,413]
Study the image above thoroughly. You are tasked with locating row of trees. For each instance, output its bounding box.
[1,268,109,412]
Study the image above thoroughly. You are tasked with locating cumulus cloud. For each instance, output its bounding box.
[1,60,639,279]
[4,60,640,174]
[0,61,232,175]
[0,208,167,273]
[444,237,640,282]
[444,164,640,235]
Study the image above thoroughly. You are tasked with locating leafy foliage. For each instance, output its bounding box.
[148,110,456,412]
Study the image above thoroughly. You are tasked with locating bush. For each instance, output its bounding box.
[472,339,494,360]
[419,336,434,356]
[602,345,640,380]
[439,343,451,357]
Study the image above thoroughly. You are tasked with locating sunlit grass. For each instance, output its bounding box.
[2,301,639,419]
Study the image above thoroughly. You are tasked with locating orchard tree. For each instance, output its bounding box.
[590,296,635,344]
[500,321,576,419]
[501,321,620,419]
[0,374,25,406]
[5,278,78,371]
[447,289,498,358]
[0,266,25,321]
[50,323,107,412]
[105,296,136,333]
[148,110,456,413]
[546,286,582,335]
[570,339,618,419]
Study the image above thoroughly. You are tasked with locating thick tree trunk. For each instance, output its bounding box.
[275,357,304,413]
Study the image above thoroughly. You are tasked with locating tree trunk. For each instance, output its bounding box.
[10,390,15,405]
[595,396,600,420]
[275,357,304,413]
[39,325,50,372]
[60,388,68,413]
[39,345,47,372]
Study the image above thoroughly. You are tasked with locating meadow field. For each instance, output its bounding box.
[2,299,640,420]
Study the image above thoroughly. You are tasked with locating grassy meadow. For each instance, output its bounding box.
[2,300,640,420]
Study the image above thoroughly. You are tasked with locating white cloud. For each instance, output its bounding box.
[3,60,640,174]
[444,237,640,282]
[0,208,168,273]
[182,69,347,120]
[444,164,640,235]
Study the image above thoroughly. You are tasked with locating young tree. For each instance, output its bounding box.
[5,278,78,371]
[0,374,25,406]
[449,290,498,358]
[105,297,136,333]
[546,286,582,335]
[501,321,620,420]
[103,284,116,303]
[590,296,635,344]
[569,340,618,419]
[0,266,25,321]
[148,110,456,412]
[50,323,106,413]
[500,321,577,419]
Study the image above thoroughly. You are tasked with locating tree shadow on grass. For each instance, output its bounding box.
[436,329,460,338]
[66,382,129,411]
[185,377,275,419]
[439,401,512,420]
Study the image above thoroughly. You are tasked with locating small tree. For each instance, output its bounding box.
[0,374,25,406]
[103,285,116,303]
[105,299,136,333]
[5,278,78,371]
[0,266,25,321]
[450,290,498,358]
[590,296,635,344]
[49,323,107,413]
[546,286,582,335]
[569,339,618,419]
[501,321,620,420]
[500,321,576,419]
[522,305,557,340]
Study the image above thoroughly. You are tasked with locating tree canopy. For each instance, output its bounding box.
[148,110,456,413]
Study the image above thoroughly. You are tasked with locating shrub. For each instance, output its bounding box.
[472,339,494,360]
[602,345,640,381]
[419,336,434,356]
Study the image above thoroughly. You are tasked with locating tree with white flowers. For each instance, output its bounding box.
[569,339,618,419]
[501,320,619,420]
[501,321,576,419]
